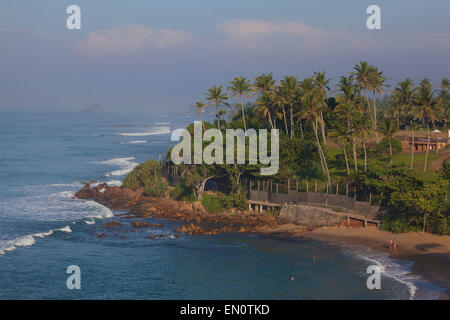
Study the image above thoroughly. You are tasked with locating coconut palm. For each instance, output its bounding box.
[391,79,415,168]
[255,91,276,130]
[299,86,331,183]
[228,77,252,131]
[194,101,207,131]
[206,85,228,130]
[313,71,331,145]
[280,76,299,138]
[335,76,362,172]
[354,115,372,171]
[328,122,351,176]
[253,73,276,96]
[369,67,388,142]
[378,118,398,164]
[438,78,450,129]
[412,79,439,172]
[272,84,289,136]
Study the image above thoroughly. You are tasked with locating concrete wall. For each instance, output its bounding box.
[250,189,382,219]
[278,205,346,227]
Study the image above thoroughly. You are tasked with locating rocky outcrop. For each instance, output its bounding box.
[75,184,279,237]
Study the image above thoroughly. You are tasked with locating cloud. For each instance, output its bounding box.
[216,19,326,48]
[77,25,193,55]
[215,19,450,54]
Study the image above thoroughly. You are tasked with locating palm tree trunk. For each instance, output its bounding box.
[410,120,414,169]
[267,112,274,130]
[424,124,430,172]
[373,97,379,143]
[343,146,350,176]
[363,139,367,171]
[289,104,295,138]
[313,121,331,183]
[320,112,327,145]
[352,139,358,172]
[241,97,247,132]
[282,106,289,136]
[389,138,393,165]
[299,119,304,139]
[216,105,220,130]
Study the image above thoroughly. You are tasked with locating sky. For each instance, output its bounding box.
[0,0,449,113]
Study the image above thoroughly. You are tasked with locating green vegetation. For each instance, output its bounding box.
[122,160,169,197]
[201,192,248,214]
[124,62,449,234]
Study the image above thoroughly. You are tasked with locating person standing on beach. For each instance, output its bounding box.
[389,239,394,251]
[393,239,397,251]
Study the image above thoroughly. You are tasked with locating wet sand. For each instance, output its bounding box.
[303,227,450,299]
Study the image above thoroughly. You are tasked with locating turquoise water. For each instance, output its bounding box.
[0,112,444,299]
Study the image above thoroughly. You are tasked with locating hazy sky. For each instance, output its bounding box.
[0,0,449,113]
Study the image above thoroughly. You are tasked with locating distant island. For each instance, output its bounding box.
[81,103,104,114]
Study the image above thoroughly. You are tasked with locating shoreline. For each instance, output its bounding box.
[75,183,450,299]
[302,227,450,299]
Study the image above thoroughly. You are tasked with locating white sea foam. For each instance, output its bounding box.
[0,225,72,257]
[121,140,148,144]
[93,156,138,177]
[117,126,171,136]
[357,252,418,299]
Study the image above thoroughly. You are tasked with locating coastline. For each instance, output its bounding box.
[302,227,450,299]
[75,183,450,299]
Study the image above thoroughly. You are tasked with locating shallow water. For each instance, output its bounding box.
[0,112,445,299]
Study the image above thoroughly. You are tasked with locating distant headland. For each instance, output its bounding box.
[81,103,104,114]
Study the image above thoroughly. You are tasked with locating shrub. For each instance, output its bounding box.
[123,160,162,190]
[144,178,169,197]
[170,182,196,202]
[376,137,402,154]
[201,194,223,213]
[201,192,249,213]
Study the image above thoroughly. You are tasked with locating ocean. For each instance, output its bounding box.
[0,112,445,299]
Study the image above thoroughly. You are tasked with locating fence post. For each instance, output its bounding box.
[369,193,372,205]
[346,184,348,197]
[354,188,357,200]
[306,181,309,193]
[257,181,260,191]
[336,183,339,196]
[315,181,317,192]
[276,183,279,193]
[287,179,290,191]
[296,180,299,192]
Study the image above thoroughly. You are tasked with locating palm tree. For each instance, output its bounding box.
[354,115,372,171]
[313,71,331,145]
[194,101,207,131]
[253,73,275,96]
[329,122,351,176]
[206,85,228,130]
[255,91,276,130]
[391,78,415,168]
[438,78,449,129]
[300,86,331,183]
[228,77,252,131]
[412,79,439,172]
[378,118,398,164]
[280,76,299,138]
[272,84,289,136]
[335,76,362,172]
[369,67,388,142]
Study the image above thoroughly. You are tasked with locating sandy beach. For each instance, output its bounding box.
[303,227,450,299]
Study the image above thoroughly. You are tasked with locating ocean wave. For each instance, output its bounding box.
[117,126,171,136]
[340,243,446,300]
[93,156,138,177]
[0,226,72,257]
[120,140,148,144]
